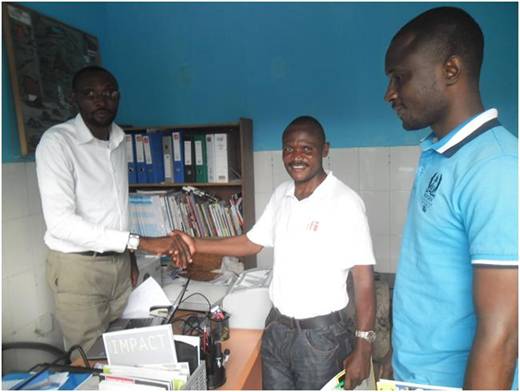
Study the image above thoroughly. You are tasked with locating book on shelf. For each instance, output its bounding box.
[162,133,174,182]
[135,133,148,184]
[172,130,184,183]
[142,134,154,184]
[214,133,229,183]
[125,133,137,184]
[193,133,208,183]
[205,133,216,183]
[146,129,166,183]
[129,187,243,238]
[183,135,196,183]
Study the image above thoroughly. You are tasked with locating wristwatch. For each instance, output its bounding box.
[355,330,376,343]
[127,233,140,251]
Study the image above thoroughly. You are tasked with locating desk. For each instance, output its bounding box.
[220,328,262,390]
[75,327,262,390]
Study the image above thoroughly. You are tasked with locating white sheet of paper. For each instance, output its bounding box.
[122,277,172,319]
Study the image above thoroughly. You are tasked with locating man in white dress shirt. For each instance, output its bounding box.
[36,66,179,353]
[171,116,376,389]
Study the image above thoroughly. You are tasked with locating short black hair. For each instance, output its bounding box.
[283,115,326,145]
[393,7,484,81]
[72,65,117,90]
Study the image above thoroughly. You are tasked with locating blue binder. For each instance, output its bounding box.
[125,133,137,184]
[134,132,148,184]
[172,130,185,183]
[146,130,165,183]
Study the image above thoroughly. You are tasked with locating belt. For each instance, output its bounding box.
[273,307,344,330]
[74,251,123,257]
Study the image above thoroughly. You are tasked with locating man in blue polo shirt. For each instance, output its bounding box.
[382,7,518,389]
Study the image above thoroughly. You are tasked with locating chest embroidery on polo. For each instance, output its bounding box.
[306,221,320,232]
[421,172,442,212]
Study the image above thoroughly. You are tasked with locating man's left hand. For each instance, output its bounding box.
[343,344,372,390]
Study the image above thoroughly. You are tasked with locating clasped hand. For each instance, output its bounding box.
[142,231,195,268]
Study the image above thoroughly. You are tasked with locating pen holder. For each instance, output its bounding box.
[208,311,230,341]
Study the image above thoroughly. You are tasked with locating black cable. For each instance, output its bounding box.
[2,342,66,358]
[163,276,192,327]
[67,345,89,368]
[180,292,212,312]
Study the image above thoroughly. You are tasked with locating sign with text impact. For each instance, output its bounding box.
[103,324,177,366]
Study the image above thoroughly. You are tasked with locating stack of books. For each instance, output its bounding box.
[126,129,239,185]
[128,187,243,238]
[99,363,190,390]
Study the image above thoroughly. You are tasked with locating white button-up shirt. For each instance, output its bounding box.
[36,114,130,253]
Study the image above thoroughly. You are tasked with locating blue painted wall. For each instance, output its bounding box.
[3,2,517,162]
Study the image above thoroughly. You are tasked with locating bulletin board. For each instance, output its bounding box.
[3,3,101,155]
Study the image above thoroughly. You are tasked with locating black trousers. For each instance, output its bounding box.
[261,307,355,390]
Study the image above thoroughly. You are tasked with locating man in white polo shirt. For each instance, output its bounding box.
[172,115,376,389]
[36,65,182,354]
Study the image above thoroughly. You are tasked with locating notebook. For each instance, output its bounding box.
[86,278,190,359]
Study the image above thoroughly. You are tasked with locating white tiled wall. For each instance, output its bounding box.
[252,146,420,272]
[1,145,419,366]
[2,162,63,371]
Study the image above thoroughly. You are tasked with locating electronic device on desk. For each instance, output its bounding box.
[163,278,233,312]
[86,278,190,360]
[222,268,273,329]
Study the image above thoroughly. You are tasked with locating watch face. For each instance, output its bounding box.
[128,234,140,250]
[357,330,376,343]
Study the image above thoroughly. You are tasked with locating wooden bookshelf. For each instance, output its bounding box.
[125,118,256,269]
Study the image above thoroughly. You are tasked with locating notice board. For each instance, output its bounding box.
[3,3,101,155]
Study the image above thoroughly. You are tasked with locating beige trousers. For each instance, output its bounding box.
[47,250,132,353]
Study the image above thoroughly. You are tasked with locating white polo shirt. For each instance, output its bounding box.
[35,114,130,253]
[247,172,376,319]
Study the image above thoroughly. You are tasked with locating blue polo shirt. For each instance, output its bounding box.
[392,108,518,388]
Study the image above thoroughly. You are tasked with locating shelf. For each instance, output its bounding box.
[126,118,256,269]
[129,180,242,189]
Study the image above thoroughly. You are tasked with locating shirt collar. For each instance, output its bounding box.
[73,113,125,149]
[284,171,334,199]
[419,108,499,156]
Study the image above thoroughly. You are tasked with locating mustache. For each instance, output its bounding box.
[94,108,113,114]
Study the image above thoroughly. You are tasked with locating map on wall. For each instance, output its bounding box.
[3,3,100,155]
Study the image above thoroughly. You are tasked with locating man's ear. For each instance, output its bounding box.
[322,142,330,158]
[444,55,462,86]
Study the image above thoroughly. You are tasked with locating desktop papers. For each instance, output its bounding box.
[122,277,171,319]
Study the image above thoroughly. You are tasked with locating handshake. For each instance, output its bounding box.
[138,230,195,269]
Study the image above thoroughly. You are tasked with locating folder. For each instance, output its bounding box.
[134,133,148,184]
[172,130,185,183]
[162,133,174,182]
[214,133,229,183]
[183,135,196,183]
[147,130,165,184]
[205,134,216,183]
[194,134,208,183]
[142,134,154,184]
[125,134,137,184]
